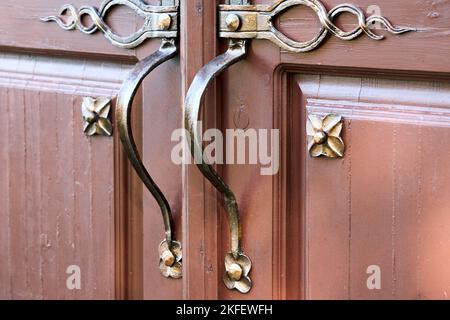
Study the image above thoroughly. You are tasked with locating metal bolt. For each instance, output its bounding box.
[158,13,172,30]
[162,250,175,267]
[227,263,243,281]
[226,14,240,32]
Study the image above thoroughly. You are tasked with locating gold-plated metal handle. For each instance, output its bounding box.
[184,0,415,293]
[41,0,179,49]
[185,39,252,293]
[117,38,182,279]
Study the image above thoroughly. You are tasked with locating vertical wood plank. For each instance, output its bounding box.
[417,127,450,299]
[8,88,29,298]
[181,0,221,300]
[391,123,421,298]
[24,90,44,299]
[349,120,395,299]
[39,91,60,299]
[0,88,12,299]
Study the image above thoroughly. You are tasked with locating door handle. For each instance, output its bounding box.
[42,0,182,279]
[184,0,415,293]
[185,39,251,293]
[117,38,182,279]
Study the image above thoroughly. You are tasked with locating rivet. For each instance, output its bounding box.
[226,14,240,32]
[228,263,243,281]
[158,13,172,30]
[162,250,175,267]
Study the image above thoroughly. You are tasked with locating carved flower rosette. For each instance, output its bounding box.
[159,240,182,279]
[307,114,345,158]
[81,97,113,136]
[223,252,252,294]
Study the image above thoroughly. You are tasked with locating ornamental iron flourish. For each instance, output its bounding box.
[219,0,415,53]
[41,0,178,49]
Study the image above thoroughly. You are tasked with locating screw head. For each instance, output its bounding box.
[227,263,243,281]
[226,14,240,32]
[158,13,172,30]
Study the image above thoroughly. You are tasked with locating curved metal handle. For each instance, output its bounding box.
[185,39,252,293]
[116,39,182,279]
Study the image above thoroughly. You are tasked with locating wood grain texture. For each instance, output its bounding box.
[0,89,115,299]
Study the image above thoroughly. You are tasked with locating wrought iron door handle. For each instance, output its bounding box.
[184,0,415,293]
[42,0,182,279]
[117,38,182,279]
[185,39,252,293]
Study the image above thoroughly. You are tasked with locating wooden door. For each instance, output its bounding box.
[1,0,449,301]
[0,0,182,299]
[179,0,450,300]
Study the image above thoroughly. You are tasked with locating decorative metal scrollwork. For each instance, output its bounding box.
[219,0,415,53]
[41,0,178,49]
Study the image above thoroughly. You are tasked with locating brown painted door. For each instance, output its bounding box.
[179,0,450,300]
[0,0,181,299]
[1,0,449,300]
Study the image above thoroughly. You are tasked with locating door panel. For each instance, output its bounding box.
[0,0,183,300]
[181,0,450,300]
[0,53,130,299]
[295,74,450,299]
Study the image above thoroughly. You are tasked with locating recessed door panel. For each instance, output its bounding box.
[295,74,450,299]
